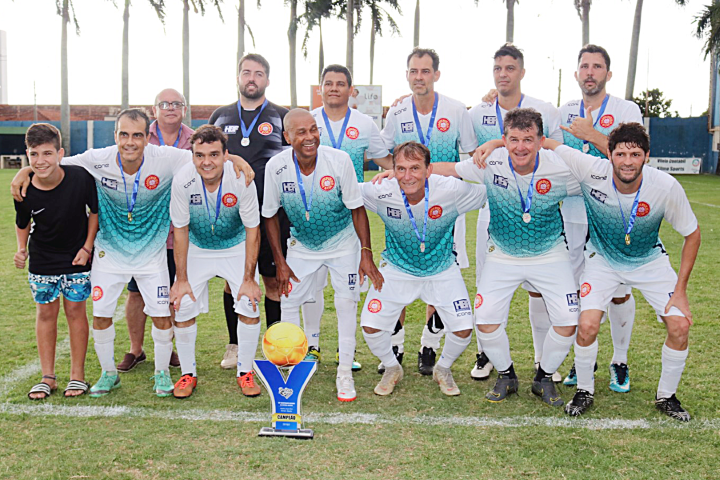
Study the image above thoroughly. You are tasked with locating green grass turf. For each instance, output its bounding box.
[0,169,719,479]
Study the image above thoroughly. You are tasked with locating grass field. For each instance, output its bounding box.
[1,170,719,480]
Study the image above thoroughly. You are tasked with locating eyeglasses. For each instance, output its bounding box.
[157,101,186,110]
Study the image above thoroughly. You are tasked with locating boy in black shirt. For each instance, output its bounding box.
[14,123,99,399]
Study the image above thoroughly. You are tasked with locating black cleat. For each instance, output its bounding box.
[655,394,691,422]
[565,389,594,416]
[486,374,519,402]
[532,377,564,406]
[417,346,436,376]
[377,345,404,375]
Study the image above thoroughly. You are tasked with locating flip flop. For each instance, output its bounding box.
[64,380,90,398]
[28,375,57,400]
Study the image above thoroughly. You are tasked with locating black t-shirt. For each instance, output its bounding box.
[14,166,99,275]
[208,99,289,205]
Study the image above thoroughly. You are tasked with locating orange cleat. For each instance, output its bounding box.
[237,371,261,397]
[173,374,197,399]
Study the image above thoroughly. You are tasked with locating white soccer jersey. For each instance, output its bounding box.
[262,146,363,258]
[381,93,478,161]
[556,145,698,271]
[361,176,485,277]
[455,149,580,263]
[170,162,259,257]
[469,94,564,145]
[63,144,190,273]
[311,107,389,183]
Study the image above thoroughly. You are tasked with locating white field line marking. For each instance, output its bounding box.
[0,403,718,431]
[689,200,720,209]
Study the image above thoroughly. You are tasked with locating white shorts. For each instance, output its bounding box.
[475,260,579,327]
[475,209,490,289]
[312,265,369,295]
[579,251,683,319]
[454,214,469,269]
[361,263,474,333]
[91,267,171,318]
[283,250,361,309]
[175,249,261,322]
[564,220,588,286]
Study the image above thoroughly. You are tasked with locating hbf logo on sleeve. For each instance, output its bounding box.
[482,116,497,126]
[101,177,118,190]
[566,114,579,124]
[590,189,607,203]
[387,207,402,219]
[282,182,296,193]
[493,175,509,189]
[190,194,202,205]
[401,122,415,133]
[224,125,239,134]
[157,286,169,298]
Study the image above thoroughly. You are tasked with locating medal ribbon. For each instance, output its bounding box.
[237,98,269,143]
[116,152,144,220]
[411,92,439,146]
[579,94,609,150]
[157,124,182,148]
[495,94,524,136]
[507,153,539,216]
[292,152,317,219]
[201,175,223,233]
[400,178,429,250]
[612,178,643,244]
[321,107,352,150]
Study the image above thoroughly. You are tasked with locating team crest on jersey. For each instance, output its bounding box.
[436,118,451,132]
[493,175,509,189]
[482,116,497,126]
[474,294,483,309]
[401,122,415,133]
[453,299,471,312]
[222,193,238,207]
[367,299,382,313]
[345,127,359,140]
[566,293,579,306]
[599,114,614,128]
[224,125,239,134]
[157,286,169,298]
[98,251,105,258]
[101,177,118,190]
[190,194,202,205]
[590,189,607,203]
[282,182,296,193]
[290,239,297,247]
[258,122,273,136]
[536,179,552,195]
[428,205,443,219]
[580,283,592,298]
[320,176,336,191]
[387,207,402,219]
[92,286,103,302]
[145,175,160,190]
[637,201,651,217]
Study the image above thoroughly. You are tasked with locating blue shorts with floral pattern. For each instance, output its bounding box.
[28,272,91,304]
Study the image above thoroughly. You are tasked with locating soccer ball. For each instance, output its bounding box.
[262,322,308,368]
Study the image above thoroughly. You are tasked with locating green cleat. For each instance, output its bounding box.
[89,371,121,398]
[151,371,174,397]
[304,346,321,362]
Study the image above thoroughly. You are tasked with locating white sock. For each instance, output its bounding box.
[237,321,261,376]
[575,340,599,394]
[608,294,636,364]
[173,324,197,377]
[391,325,405,353]
[437,332,472,369]
[476,325,512,372]
[364,330,398,368]
[301,289,324,348]
[280,305,301,326]
[540,328,576,375]
[93,324,116,374]
[420,324,444,351]
[337,365,352,377]
[335,296,357,369]
[151,325,174,373]
[657,344,689,399]
[529,296,551,363]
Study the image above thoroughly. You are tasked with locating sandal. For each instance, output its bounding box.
[28,374,57,400]
[64,380,90,398]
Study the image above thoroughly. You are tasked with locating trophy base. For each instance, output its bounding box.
[258,427,314,440]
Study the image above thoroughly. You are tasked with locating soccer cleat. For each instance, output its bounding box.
[378,346,404,374]
[304,346,321,362]
[336,373,357,402]
[151,371,174,397]
[565,389,594,416]
[532,377,564,407]
[486,374,519,402]
[374,364,404,396]
[609,363,630,393]
[89,371,121,398]
[563,361,598,386]
[220,344,238,369]
[655,394,691,422]
[237,371,261,397]
[335,349,362,372]
[173,374,197,399]
[417,346,436,376]
[470,352,494,381]
[433,365,461,396]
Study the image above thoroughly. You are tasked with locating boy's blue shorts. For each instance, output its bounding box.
[28,272,91,304]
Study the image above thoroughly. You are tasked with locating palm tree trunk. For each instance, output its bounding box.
[288,0,298,108]
[581,0,590,46]
[237,0,245,69]
[347,0,354,75]
[121,0,130,110]
[183,0,192,125]
[506,0,514,43]
[318,18,324,84]
[60,0,70,153]
[370,21,376,84]
[625,0,643,100]
[413,0,420,47]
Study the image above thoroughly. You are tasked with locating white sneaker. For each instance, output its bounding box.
[534,362,563,383]
[336,373,357,402]
[433,365,460,396]
[470,352,493,380]
[220,344,238,369]
[374,364,403,396]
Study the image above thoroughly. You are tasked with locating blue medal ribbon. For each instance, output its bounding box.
[411,92,439,146]
[237,99,269,144]
[201,175,223,234]
[495,94,524,136]
[292,152,317,221]
[157,124,182,148]
[579,94,609,151]
[612,178,643,246]
[321,107,352,150]
[399,178,429,252]
[507,153,539,222]
[116,152,144,223]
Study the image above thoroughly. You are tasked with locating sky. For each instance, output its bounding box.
[0,0,712,117]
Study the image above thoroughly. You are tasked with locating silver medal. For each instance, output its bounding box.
[522,212,531,223]
[305,211,310,221]
[241,137,250,147]
[582,143,590,153]
[420,242,425,253]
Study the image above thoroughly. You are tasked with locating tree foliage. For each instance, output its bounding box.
[633,88,679,118]
[696,2,720,59]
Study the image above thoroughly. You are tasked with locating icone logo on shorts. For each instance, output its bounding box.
[92,286,103,302]
[580,283,592,297]
[536,178,552,195]
[436,118,451,132]
[599,114,614,128]
[474,294,483,309]
[258,122,273,136]
[636,201,651,217]
[144,175,160,190]
[367,299,382,313]
[222,193,238,207]
[320,176,336,191]
[345,127,359,140]
[428,205,443,219]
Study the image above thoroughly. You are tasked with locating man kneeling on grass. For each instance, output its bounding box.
[14,123,99,399]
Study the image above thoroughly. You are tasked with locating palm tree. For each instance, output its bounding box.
[347,0,355,74]
[574,0,590,46]
[368,0,401,84]
[300,0,334,82]
[625,0,687,100]
[695,1,720,59]
[56,0,79,153]
[505,0,517,43]
[413,0,419,47]
[236,0,259,70]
